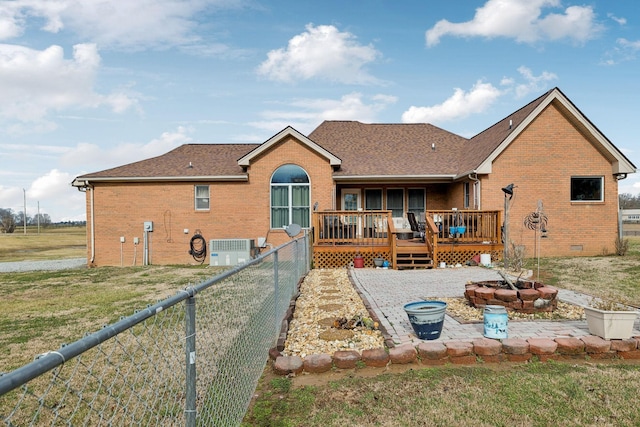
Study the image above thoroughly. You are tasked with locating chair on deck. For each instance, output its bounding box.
[407,212,425,242]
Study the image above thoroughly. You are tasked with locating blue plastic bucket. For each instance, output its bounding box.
[483,305,508,339]
[404,301,447,340]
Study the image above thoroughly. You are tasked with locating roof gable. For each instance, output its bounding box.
[470,87,636,176]
[237,126,341,167]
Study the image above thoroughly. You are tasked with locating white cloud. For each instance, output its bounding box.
[28,169,74,200]
[608,13,626,25]
[257,24,382,84]
[506,66,558,98]
[61,126,193,171]
[0,0,241,50]
[249,93,397,134]
[602,38,640,65]
[0,170,86,222]
[401,81,501,124]
[426,0,602,47]
[0,43,139,126]
[617,38,640,51]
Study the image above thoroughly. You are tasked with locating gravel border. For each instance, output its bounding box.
[0,258,87,273]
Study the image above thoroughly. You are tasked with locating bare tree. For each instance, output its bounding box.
[619,193,640,209]
[31,213,52,227]
[0,208,17,233]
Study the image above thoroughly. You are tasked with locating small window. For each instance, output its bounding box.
[463,182,470,208]
[195,185,210,210]
[571,177,603,202]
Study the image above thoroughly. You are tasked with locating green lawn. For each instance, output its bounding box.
[2,229,639,425]
[243,237,640,426]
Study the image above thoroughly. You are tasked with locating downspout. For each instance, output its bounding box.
[468,172,480,210]
[89,183,95,264]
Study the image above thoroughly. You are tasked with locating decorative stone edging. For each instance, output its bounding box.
[270,336,640,375]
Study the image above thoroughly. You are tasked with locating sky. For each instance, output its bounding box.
[1,0,640,222]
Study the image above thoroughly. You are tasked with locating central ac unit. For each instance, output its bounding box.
[209,239,255,266]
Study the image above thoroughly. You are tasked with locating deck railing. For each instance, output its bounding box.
[313,210,502,247]
[425,210,503,244]
[312,210,394,247]
[312,209,502,268]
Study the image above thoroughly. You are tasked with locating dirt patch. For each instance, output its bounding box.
[318,329,354,341]
[318,303,344,312]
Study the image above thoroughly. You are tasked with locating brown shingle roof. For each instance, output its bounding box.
[75,143,258,180]
[457,88,552,174]
[75,87,633,185]
[308,121,468,177]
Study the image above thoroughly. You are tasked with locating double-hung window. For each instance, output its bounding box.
[195,185,210,210]
[271,165,310,228]
[571,176,603,202]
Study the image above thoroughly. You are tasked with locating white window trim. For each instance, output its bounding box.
[570,176,604,202]
[195,185,210,211]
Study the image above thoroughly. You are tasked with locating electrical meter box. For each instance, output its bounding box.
[143,221,153,232]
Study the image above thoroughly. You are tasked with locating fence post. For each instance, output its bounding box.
[294,239,300,279]
[273,251,279,335]
[185,295,196,427]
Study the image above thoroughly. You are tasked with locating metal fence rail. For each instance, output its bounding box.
[0,235,309,426]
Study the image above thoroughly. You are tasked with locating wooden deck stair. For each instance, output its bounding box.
[394,240,434,270]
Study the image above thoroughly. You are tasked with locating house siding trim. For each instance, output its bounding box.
[238,126,341,167]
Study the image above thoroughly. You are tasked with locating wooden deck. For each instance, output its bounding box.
[312,210,504,269]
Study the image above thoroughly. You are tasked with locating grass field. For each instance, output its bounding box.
[2,228,640,425]
[0,226,86,262]
[0,226,219,371]
[243,238,640,426]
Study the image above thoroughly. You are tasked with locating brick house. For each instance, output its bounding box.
[72,87,635,267]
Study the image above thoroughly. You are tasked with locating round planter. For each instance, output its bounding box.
[373,258,384,267]
[403,301,447,340]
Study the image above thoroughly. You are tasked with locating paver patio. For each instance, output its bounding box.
[349,267,640,345]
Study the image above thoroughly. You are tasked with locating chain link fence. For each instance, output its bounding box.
[1,234,309,426]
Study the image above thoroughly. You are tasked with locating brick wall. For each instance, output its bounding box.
[84,103,621,265]
[478,102,619,257]
[86,135,334,266]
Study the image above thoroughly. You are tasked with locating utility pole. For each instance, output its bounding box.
[23,188,26,235]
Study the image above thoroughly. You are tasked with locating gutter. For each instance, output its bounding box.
[90,184,95,264]
[71,175,248,186]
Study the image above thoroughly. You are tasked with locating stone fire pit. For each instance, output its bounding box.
[465,279,558,314]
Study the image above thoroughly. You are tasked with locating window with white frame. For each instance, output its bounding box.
[571,176,603,202]
[271,164,310,228]
[195,185,210,210]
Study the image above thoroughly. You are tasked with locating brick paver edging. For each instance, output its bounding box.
[270,336,640,375]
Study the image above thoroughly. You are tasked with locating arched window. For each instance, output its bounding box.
[271,164,310,228]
